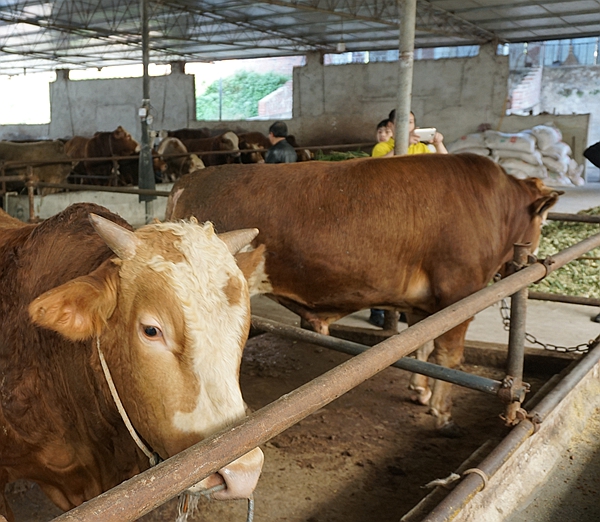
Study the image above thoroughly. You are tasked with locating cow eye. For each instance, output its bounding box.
[142,324,163,339]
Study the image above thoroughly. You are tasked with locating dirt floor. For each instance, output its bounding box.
[6,332,552,522]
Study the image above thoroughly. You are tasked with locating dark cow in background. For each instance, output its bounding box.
[285,135,314,162]
[182,131,241,167]
[238,132,271,164]
[64,126,164,186]
[167,127,212,141]
[156,137,205,182]
[0,202,264,520]
[165,154,561,436]
[0,140,72,195]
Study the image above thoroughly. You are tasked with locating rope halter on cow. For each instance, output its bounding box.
[96,338,161,467]
[96,337,255,522]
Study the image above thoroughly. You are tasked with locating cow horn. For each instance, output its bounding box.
[89,213,139,260]
[218,228,259,254]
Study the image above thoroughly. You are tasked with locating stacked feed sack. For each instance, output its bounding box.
[484,129,547,181]
[446,133,491,157]
[530,124,585,186]
[447,124,584,186]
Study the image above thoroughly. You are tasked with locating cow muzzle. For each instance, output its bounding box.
[192,446,264,500]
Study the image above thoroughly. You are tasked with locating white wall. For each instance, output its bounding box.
[0,44,591,157]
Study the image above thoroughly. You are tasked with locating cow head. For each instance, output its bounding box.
[240,141,266,164]
[28,216,265,500]
[220,131,241,163]
[522,177,563,253]
[112,126,141,155]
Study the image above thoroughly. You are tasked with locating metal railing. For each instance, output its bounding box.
[52,230,600,521]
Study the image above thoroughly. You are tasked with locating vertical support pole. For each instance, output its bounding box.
[138,0,156,220]
[111,159,120,186]
[503,243,531,425]
[26,166,36,223]
[384,0,416,332]
[394,0,416,157]
[1,164,6,195]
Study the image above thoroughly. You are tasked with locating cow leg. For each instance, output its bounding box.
[428,319,472,438]
[408,339,435,405]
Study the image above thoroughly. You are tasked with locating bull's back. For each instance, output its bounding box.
[169,154,517,237]
[167,155,536,308]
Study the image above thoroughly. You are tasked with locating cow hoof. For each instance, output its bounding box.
[437,421,464,439]
[408,386,432,406]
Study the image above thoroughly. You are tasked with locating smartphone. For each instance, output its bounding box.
[413,128,436,142]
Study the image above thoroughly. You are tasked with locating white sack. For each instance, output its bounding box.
[545,170,574,187]
[492,148,543,165]
[531,124,563,150]
[567,159,585,186]
[447,133,486,153]
[542,155,570,176]
[484,130,537,154]
[499,158,547,179]
[541,141,572,160]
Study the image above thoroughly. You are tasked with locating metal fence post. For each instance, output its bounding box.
[501,243,532,425]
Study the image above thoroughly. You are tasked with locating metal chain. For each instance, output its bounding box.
[499,298,592,354]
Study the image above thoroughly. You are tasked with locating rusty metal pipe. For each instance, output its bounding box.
[528,291,600,307]
[507,244,530,379]
[53,232,600,521]
[35,182,170,196]
[251,315,502,395]
[503,244,530,424]
[548,212,600,224]
[422,338,600,522]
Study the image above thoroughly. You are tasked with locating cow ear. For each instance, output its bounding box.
[28,260,119,341]
[532,190,563,216]
[235,244,268,296]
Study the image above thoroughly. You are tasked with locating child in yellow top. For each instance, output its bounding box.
[376,110,448,157]
[371,119,394,157]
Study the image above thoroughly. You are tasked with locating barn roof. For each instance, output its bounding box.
[0,0,599,75]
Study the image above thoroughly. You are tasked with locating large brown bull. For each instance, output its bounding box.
[165,153,561,436]
[0,202,264,520]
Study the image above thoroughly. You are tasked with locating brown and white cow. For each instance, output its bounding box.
[165,153,561,436]
[157,137,205,182]
[0,202,264,520]
[238,132,271,164]
[182,131,241,167]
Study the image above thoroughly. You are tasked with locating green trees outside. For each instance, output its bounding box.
[196,70,290,120]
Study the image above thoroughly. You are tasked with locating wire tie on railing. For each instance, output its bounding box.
[463,468,489,490]
[422,472,461,489]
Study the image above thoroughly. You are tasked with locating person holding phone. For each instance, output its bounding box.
[388,109,448,155]
[368,110,448,328]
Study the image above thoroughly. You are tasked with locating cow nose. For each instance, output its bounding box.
[194,447,264,500]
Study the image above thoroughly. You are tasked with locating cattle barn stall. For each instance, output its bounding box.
[1,1,600,520]
[6,229,590,521]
